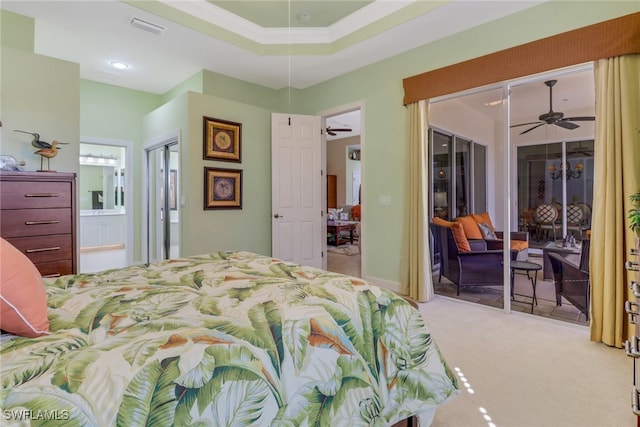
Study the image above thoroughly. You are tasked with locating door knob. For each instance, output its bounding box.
[273,213,284,218]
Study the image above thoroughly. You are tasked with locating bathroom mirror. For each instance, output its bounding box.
[79,143,126,214]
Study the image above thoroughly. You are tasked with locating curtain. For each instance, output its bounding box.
[590,54,640,348]
[401,101,433,302]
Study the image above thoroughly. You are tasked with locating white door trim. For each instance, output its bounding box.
[319,101,365,276]
[142,130,181,264]
[80,136,134,267]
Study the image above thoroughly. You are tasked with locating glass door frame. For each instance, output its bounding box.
[79,137,134,268]
[142,131,180,265]
[429,63,593,315]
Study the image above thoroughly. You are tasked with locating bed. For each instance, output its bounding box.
[1,251,458,426]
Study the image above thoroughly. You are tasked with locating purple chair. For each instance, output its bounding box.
[431,223,515,295]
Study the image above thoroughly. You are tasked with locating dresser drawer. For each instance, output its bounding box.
[35,260,73,278]
[0,208,72,237]
[6,235,73,264]
[0,181,72,209]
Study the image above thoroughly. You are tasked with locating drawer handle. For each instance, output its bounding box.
[26,246,60,253]
[25,220,61,225]
[633,387,640,416]
[43,273,62,278]
[631,281,640,298]
[625,336,640,358]
[627,261,640,272]
[24,193,60,198]
[625,300,639,324]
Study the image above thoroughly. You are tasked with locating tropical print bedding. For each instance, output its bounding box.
[1,251,458,426]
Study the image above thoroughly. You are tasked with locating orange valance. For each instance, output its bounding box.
[403,11,640,105]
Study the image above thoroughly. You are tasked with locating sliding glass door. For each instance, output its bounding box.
[146,141,180,264]
[516,140,594,243]
[430,129,487,220]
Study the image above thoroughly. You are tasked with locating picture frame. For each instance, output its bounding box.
[169,169,178,210]
[203,116,241,162]
[204,167,242,210]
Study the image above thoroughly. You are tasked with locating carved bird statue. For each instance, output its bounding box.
[14,130,68,170]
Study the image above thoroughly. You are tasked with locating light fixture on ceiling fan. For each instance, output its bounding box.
[510,79,595,135]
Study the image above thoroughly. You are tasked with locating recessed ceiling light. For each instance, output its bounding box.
[110,61,129,70]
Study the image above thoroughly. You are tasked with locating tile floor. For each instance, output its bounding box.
[327,246,361,278]
[327,248,587,326]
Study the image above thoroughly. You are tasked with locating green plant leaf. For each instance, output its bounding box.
[2,333,89,389]
[51,349,101,393]
[116,357,181,427]
[2,385,98,426]
[248,301,284,376]
[179,270,206,289]
[381,301,431,369]
[283,317,310,371]
[211,380,270,426]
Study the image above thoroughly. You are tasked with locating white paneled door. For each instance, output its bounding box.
[271,113,323,268]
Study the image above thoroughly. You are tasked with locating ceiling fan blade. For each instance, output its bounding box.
[327,127,352,132]
[519,123,546,135]
[510,121,543,128]
[555,120,579,130]
[562,116,595,121]
[327,130,336,136]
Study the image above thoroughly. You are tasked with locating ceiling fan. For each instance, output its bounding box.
[510,79,595,135]
[326,125,352,136]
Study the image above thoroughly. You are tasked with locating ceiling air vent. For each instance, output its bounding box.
[130,17,165,35]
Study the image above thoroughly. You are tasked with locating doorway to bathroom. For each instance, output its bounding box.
[78,139,133,273]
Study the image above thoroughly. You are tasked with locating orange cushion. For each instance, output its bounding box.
[455,216,483,240]
[471,212,495,231]
[432,217,470,252]
[510,240,529,252]
[432,216,454,227]
[0,238,49,337]
[351,204,361,221]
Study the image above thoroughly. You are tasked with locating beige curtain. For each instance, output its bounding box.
[401,101,434,302]
[590,54,640,348]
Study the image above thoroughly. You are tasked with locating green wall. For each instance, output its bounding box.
[1,45,80,174]
[79,80,162,261]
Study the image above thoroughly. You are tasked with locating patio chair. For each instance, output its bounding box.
[535,203,561,241]
[430,222,515,295]
[566,203,586,240]
[548,239,590,320]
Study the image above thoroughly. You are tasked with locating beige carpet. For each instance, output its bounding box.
[419,296,634,427]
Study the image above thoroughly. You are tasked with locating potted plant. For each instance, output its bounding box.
[629,192,640,239]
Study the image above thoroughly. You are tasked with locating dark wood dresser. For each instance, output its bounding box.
[0,171,77,277]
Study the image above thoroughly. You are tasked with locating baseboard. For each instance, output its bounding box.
[364,274,402,293]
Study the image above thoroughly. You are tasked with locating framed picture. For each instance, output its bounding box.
[203,116,241,162]
[169,169,178,210]
[204,167,242,209]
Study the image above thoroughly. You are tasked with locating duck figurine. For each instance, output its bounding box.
[14,130,69,171]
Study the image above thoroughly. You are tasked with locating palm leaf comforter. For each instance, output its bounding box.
[1,251,458,426]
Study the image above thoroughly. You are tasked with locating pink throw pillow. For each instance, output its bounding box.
[0,238,49,337]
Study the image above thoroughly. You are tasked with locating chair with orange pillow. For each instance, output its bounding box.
[430,219,511,295]
[455,212,529,261]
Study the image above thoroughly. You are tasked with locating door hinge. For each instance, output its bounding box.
[322,251,324,258]
[321,210,324,217]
